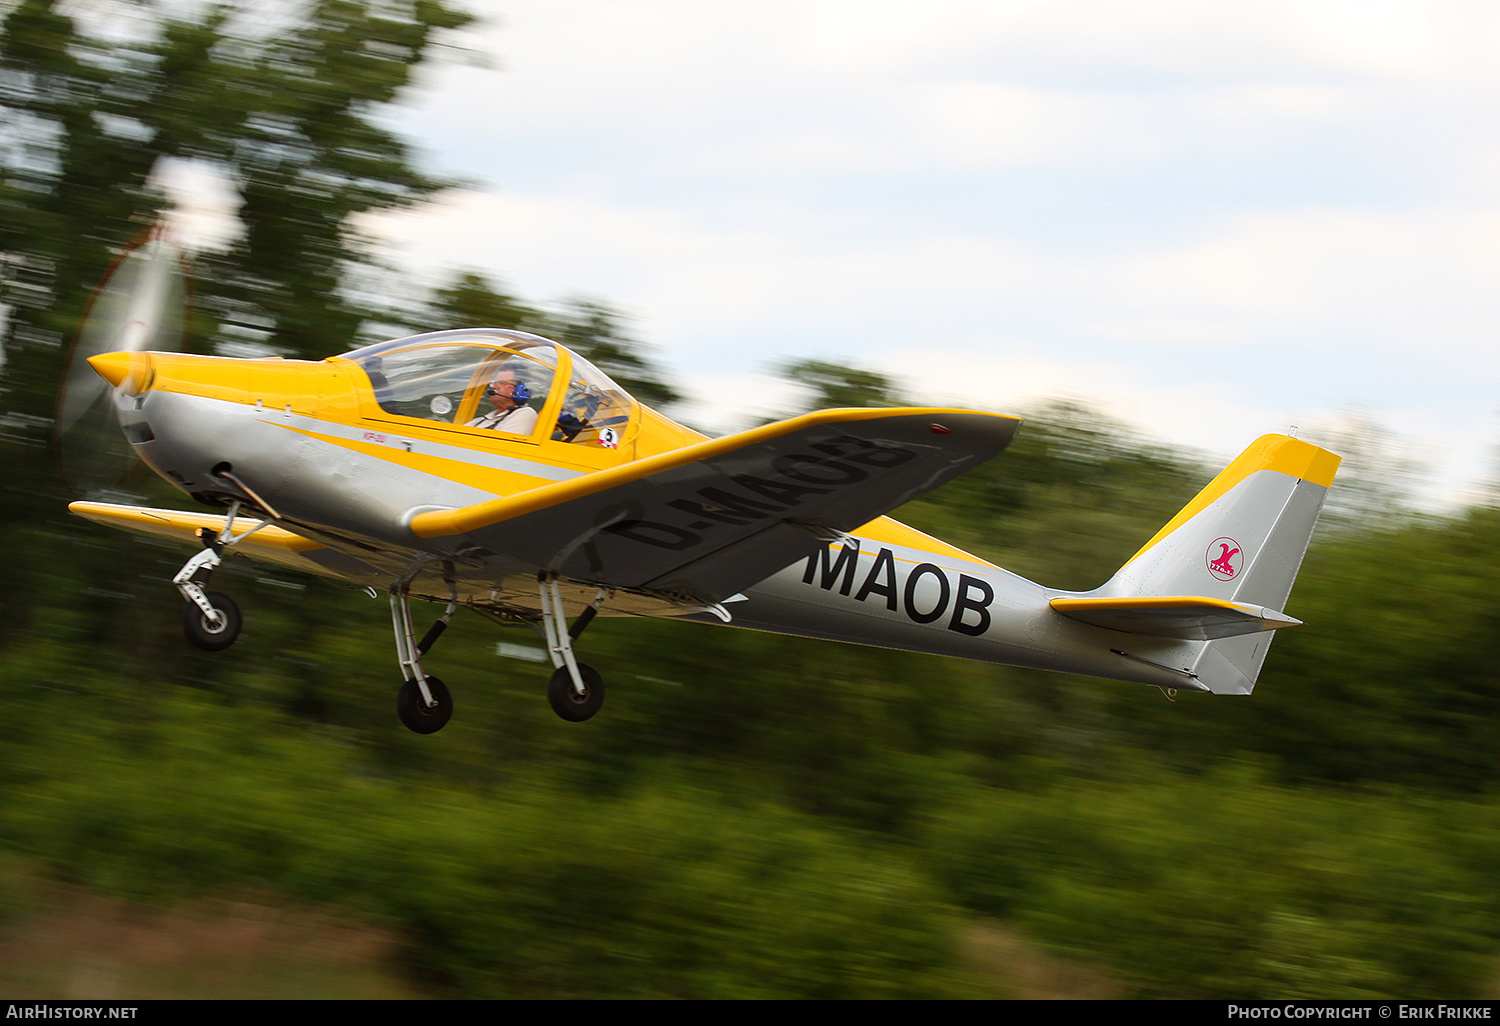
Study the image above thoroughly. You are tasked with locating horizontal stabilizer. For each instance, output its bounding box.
[1049,595,1302,641]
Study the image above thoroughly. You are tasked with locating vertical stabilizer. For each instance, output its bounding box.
[1097,434,1340,693]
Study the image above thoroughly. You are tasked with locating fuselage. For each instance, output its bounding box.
[92,330,1201,691]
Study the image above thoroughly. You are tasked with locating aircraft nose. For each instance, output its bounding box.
[87,351,153,392]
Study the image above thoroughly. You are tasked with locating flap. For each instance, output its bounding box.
[1049,595,1302,641]
[407,407,1021,602]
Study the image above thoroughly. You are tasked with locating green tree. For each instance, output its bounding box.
[776,358,907,413]
[195,0,474,359]
[0,0,473,631]
[538,296,682,408]
[1,0,473,372]
[421,269,539,332]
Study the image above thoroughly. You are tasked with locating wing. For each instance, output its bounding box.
[68,501,389,584]
[406,408,1021,603]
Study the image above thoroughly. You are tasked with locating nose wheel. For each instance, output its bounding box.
[182,590,242,651]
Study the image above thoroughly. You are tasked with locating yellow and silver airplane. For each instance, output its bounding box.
[60,233,1340,733]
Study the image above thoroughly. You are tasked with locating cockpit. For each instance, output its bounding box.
[339,329,637,450]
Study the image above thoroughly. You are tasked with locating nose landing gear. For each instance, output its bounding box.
[172,500,267,651]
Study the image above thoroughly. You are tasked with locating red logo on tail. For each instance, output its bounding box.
[1206,537,1243,582]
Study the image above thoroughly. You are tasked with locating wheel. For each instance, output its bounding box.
[397,675,453,734]
[547,664,604,722]
[182,591,241,651]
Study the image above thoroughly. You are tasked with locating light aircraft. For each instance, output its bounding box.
[59,230,1340,733]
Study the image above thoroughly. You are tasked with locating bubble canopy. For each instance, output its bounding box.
[339,329,636,447]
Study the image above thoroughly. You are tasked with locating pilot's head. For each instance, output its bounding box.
[485,371,531,411]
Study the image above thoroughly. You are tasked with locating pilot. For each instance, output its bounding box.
[466,371,538,434]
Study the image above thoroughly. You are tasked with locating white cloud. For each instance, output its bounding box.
[1112,208,1500,355]
[366,1,1500,508]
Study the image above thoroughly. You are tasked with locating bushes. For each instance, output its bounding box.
[922,769,1500,997]
[3,412,1498,997]
[0,691,968,998]
[13,685,1499,998]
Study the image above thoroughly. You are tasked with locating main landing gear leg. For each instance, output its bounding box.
[391,583,455,734]
[173,499,267,651]
[538,574,608,722]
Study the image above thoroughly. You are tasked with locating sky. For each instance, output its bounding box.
[176,0,1500,508]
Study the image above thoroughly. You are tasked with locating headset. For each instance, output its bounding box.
[485,379,532,404]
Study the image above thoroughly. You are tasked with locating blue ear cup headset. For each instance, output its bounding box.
[486,379,532,404]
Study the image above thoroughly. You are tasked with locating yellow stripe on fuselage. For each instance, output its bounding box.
[271,421,567,496]
[853,517,995,568]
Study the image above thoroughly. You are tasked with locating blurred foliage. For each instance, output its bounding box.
[0,0,473,627]
[1,0,472,373]
[2,0,1499,1000]
[776,358,909,414]
[1,399,1495,996]
[922,769,1500,998]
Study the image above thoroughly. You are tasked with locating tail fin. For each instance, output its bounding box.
[1098,434,1339,694]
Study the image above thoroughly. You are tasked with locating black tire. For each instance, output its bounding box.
[547,664,604,722]
[397,675,453,734]
[182,591,241,651]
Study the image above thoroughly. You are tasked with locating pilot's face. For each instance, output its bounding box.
[486,374,520,409]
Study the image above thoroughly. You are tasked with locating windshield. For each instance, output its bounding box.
[343,328,638,448]
[552,350,636,448]
[347,331,558,433]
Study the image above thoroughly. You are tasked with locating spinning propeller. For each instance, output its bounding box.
[55,225,187,498]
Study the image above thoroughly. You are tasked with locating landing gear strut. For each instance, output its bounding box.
[385,570,612,731]
[537,574,608,722]
[390,574,458,734]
